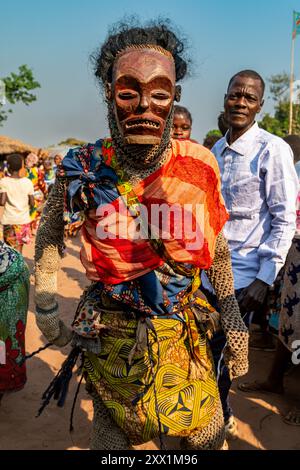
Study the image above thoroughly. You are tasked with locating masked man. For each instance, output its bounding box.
[34,21,248,450]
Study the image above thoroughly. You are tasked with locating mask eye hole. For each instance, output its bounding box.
[118,91,138,100]
[151,91,170,100]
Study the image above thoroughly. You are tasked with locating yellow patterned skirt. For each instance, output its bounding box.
[84,311,219,444]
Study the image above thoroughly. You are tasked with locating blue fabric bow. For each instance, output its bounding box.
[61,141,119,213]
[60,139,189,319]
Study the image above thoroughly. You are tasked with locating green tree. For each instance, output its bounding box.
[0,65,40,126]
[205,129,222,138]
[58,138,87,147]
[259,72,300,136]
[268,72,289,103]
[258,112,285,137]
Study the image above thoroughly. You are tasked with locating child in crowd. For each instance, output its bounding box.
[0,154,34,253]
[43,159,56,190]
[25,152,46,232]
[172,105,193,140]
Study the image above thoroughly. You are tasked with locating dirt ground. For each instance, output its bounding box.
[0,236,299,450]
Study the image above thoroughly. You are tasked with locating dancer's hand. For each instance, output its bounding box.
[52,320,73,347]
[223,338,249,381]
[35,307,73,347]
[221,304,249,380]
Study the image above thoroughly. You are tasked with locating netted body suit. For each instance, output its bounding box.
[35,176,248,450]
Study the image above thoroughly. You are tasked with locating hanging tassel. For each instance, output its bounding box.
[19,342,53,366]
[36,346,81,417]
[69,367,85,433]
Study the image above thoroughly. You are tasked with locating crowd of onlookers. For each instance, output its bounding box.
[0,151,84,254]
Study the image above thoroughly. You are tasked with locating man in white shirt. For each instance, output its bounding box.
[0,154,34,253]
[213,70,298,313]
[210,69,298,438]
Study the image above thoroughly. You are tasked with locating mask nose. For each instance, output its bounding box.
[139,93,150,110]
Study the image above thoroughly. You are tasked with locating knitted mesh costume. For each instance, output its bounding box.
[205,232,249,379]
[34,176,248,450]
[180,396,225,450]
[90,391,225,450]
[34,177,70,345]
[89,391,130,450]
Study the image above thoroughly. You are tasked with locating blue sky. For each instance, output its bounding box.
[1,0,300,146]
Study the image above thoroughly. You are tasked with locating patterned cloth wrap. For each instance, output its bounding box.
[279,237,300,351]
[3,223,31,249]
[58,138,229,440]
[59,139,228,283]
[60,138,228,326]
[0,242,30,392]
[26,167,46,225]
[64,211,85,237]
[83,291,219,443]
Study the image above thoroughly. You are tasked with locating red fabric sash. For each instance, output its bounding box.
[80,139,228,284]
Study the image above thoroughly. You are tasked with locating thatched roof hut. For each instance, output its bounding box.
[0,135,49,161]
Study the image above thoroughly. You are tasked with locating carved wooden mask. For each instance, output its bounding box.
[109,48,176,145]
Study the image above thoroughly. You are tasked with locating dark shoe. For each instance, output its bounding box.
[249,336,276,351]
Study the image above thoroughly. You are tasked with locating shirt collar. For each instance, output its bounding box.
[220,122,260,156]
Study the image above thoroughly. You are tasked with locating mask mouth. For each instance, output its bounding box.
[125,118,160,130]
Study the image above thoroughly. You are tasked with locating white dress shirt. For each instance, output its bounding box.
[212,122,298,290]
